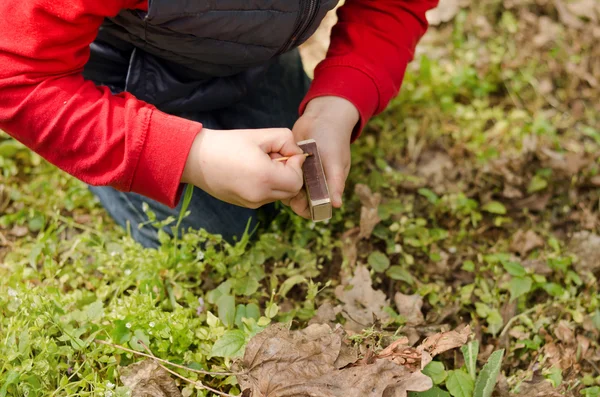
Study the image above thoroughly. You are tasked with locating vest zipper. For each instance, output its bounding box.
[278,0,320,54]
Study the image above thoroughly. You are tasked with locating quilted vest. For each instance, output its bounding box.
[83,0,339,113]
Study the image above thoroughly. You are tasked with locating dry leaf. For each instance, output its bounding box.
[514,193,551,212]
[510,230,544,256]
[374,338,423,371]
[236,324,433,397]
[567,231,600,273]
[566,0,599,22]
[355,184,381,239]
[426,0,460,26]
[533,16,562,48]
[309,302,339,327]
[9,225,28,237]
[554,320,575,343]
[417,325,471,358]
[394,293,425,326]
[341,227,360,271]
[335,266,390,332]
[120,360,182,397]
[416,151,454,184]
[516,378,564,397]
[554,0,585,29]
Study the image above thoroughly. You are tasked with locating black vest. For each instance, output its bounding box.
[83,0,338,113]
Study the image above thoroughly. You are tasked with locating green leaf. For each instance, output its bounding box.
[211,330,246,358]
[279,275,307,298]
[541,282,565,297]
[507,276,532,301]
[418,188,440,204]
[129,329,150,352]
[245,303,260,320]
[368,251,390,273]
[234,304,247,329]
[544,366,562,387]
[501,261,526,277]
[265,302,279,319]
[527,175,548,193]
[473,349,504,397]
[581,386,600,397]
[216,294,236,328]
[111,320,131,344]
[422,361,447,385]
[486,309,504,336]
[482,201,506,215]
[232,276,260,296]
[0,370,19,397]
[409,387,450,397]
[85,300,104,321]
[446,370,474,397]
[461,340,479,381]
[386,266,414,284]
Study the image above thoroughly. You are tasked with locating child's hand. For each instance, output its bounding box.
[182,128,306,208]
[285,96,359,218]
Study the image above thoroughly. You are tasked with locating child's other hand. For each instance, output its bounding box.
[286,96,359,218]
[182,128,306,208]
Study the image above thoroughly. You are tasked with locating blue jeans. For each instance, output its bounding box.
[90,50,310,248]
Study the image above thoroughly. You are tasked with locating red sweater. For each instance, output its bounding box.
[0,0,436,207]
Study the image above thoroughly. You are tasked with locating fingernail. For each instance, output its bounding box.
[335,194,342,207]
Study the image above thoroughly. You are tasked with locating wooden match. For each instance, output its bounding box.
[273,153,311,162]
[297,139,332,222]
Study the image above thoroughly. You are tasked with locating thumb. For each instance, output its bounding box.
[324,163,348,208]
[284,152,307,173]
[269,153,305,193]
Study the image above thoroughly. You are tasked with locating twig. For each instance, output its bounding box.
[138,341,238,397]
[585,359,600,376]
[94,339,242,376]
[273,153,311,162]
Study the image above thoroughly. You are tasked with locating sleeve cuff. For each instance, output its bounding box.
[299,64,380,141]
[129,109,202,208]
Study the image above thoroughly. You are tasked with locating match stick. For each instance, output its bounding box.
[273,153,312,162]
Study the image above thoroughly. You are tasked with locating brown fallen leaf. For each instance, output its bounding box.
[554,0,584,29]
[309,302,340,327]
[355,184,381,239]
[514,193,551,212]
[510,230,544,257]
[335,266,390,332]
[515,378,564,397]
[236,323,434,397]
[554,320,575,343]
[120,360,182,397]
[567,231,600,273]
[394,293,425,326]
[417,325,471,358]
[9,225,28,237]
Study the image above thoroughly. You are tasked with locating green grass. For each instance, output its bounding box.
[1,1,600,396]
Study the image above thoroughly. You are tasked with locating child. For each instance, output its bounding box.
[0,0,437,247]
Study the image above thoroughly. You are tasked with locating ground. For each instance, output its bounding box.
[1,0,599,396]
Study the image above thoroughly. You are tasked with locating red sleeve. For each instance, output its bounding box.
[0,0,202,207]
[299,0,439,140]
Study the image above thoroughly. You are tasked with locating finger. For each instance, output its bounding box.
[323,162,349,208]
[259,128,303,157]
[280,197,292,207]
[268,153,306,193]
[269,152,284,160]
[290,189,311,219]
